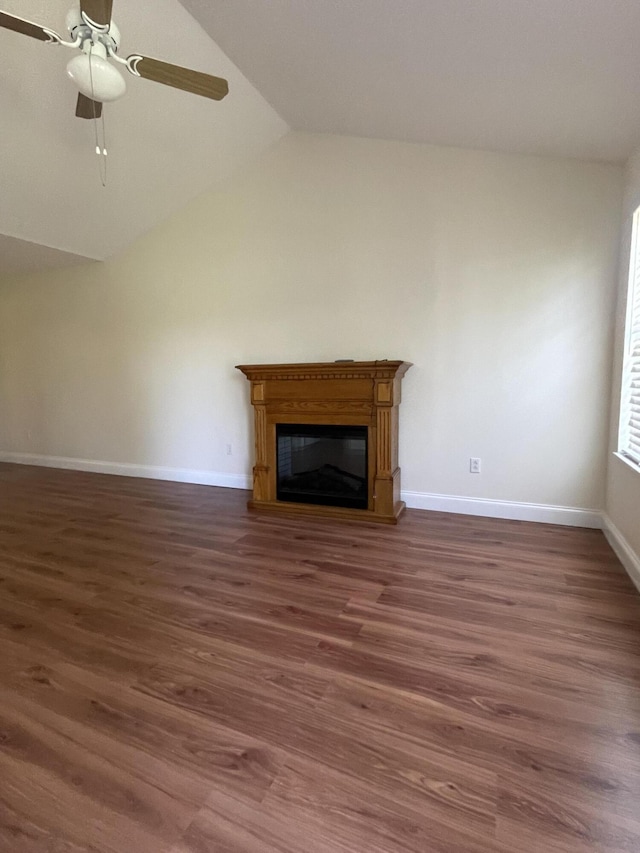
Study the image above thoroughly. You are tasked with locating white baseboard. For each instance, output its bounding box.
[601,515,640,593]
[0,451,602,530]
[401,490,602,528]
[0,451,252,491]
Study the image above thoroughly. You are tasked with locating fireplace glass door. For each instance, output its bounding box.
[276,424,368,509]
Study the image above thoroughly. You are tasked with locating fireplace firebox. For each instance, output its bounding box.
[236,360,411,524]
[277,424,368,509]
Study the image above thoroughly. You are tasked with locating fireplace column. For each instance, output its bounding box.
[250,380,271,503]
[374,377,400,518]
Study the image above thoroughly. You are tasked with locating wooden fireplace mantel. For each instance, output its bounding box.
[236,360,412,524]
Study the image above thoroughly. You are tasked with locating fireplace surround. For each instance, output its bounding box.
[236,360,411,524]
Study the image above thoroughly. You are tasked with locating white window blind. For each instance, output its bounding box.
[620,207,640,467]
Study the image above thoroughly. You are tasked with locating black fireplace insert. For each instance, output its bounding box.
[276,424,368,509]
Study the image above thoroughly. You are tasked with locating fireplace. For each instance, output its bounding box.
[236,360,411,524]
[277,423,368,509]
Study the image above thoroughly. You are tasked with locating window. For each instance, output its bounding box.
[619,207,640,467]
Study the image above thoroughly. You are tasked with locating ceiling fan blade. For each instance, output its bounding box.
[129,56,229,101]
[79,0,113,27]
[0,10,51,41]
[75,93,103,119]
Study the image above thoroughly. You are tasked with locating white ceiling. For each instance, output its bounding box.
[184,0,640,164]
[0,0,287,276]
[3,0,640,277]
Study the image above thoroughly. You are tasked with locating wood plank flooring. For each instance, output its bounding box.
[0,462,639,852]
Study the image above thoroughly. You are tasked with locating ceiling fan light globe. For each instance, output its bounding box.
[66,53,126,102]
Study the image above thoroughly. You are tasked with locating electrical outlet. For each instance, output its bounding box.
[470,457,481,474]
[226,443,232,456]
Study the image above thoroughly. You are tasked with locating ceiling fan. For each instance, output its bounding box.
[0,0,229,119]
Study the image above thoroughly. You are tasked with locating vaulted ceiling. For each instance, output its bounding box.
[3,0,640,277]
[184,0,640,164]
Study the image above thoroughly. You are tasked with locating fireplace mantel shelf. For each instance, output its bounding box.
[236,361,411,382]
[236,360,412,524]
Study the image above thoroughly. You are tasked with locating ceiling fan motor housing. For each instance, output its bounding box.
[65,7,120,52]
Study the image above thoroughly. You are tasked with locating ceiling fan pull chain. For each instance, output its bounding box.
[94,116,108,187]
[92,106,108,186]
[87,41,107,186]
[101,110,108,158]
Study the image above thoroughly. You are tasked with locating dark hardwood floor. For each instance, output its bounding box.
[0,462,639,852]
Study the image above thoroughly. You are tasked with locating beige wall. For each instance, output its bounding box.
[605,147,640,558]
[0,132,623,512]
